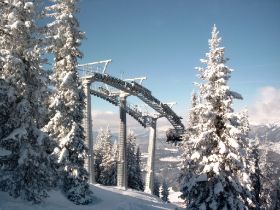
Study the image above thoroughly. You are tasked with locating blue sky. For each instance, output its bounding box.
[77,0,280,130]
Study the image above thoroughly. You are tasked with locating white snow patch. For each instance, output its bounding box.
[24,2,34,10]
[159,156,181,162]
[202,164,212,173]
[168,188,185,208]
[58,147,68,163]
[191,151,200,160]
[9,20,23,30]
[212,162,220,174]
[228,138,240,149]
[218,141,227,154]
[164,148,178,152]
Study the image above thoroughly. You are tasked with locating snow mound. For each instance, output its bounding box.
[0,184,181,210]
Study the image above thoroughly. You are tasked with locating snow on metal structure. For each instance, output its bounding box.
[78,60,185,191]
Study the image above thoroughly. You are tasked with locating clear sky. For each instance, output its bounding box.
[76,0,280,131]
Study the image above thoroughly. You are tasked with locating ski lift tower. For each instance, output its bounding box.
[78,59,112,184]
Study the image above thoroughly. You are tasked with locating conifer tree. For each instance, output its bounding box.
[161,179,169,203]
[0,0,56,203]
[94,127,117,186]
[93,128,107,183]
[135,146,144,191]
[179,92,200,206]
[187,92,199,129]
[259,144,274,209]
[127,131,137,188]
[127,131,144,191]
[273,178,280,210]
[180,92,199,162]
[153,176,160,197]
[43,0,92,204]
[249,139,261,210]
[180,25,254,209]
[183,92,199,141]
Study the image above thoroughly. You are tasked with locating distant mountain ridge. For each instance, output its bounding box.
[249,123,280,143]
[92,122,280,149]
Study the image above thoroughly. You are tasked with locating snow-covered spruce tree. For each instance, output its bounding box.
[93,127,117,186]
[127,130,144,191]
[93,128,106,183]
[0,0,56,203]
[180,92,200,162]
[183,92,199,141]
[259,144,274,209]
[179,92,201,207]
[127,130,137,189]
[43,0,92,204]
[248,138,261,209]
[161,179,169,203]
[99,143,117,186]
[179,25,254,209]
[135,146,144,191]
[187,92,199,130]
[273,178,280,210]
[153,176,160,197]
[239,110,259,209]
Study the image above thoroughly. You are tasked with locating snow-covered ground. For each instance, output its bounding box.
[168,188,185,208]
[0,184,181,210]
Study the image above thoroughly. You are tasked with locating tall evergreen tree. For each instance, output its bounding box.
[43,0,92,204]
[273,178,280,210]
[94,127,117,186]
[259,143,274,209]
[135,146,144,191]
[127,130,144,191]
[0,0,56,203]
[99,143,117,186]
[187,92,199,128]
[161,179,170,203]
[180,92,200,163]
[183,92,199,141]
[179,25,254,209]
[127,131,137,188]
[153,176,160,197]
[179,92,200,206]
[93,128,107,183]
[249,138,261,210]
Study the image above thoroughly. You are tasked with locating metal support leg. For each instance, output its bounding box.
[145,120,157,194]
[117,94,128,189]
[83,80,95,184]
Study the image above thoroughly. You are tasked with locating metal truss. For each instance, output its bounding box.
[78,61,185,142]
